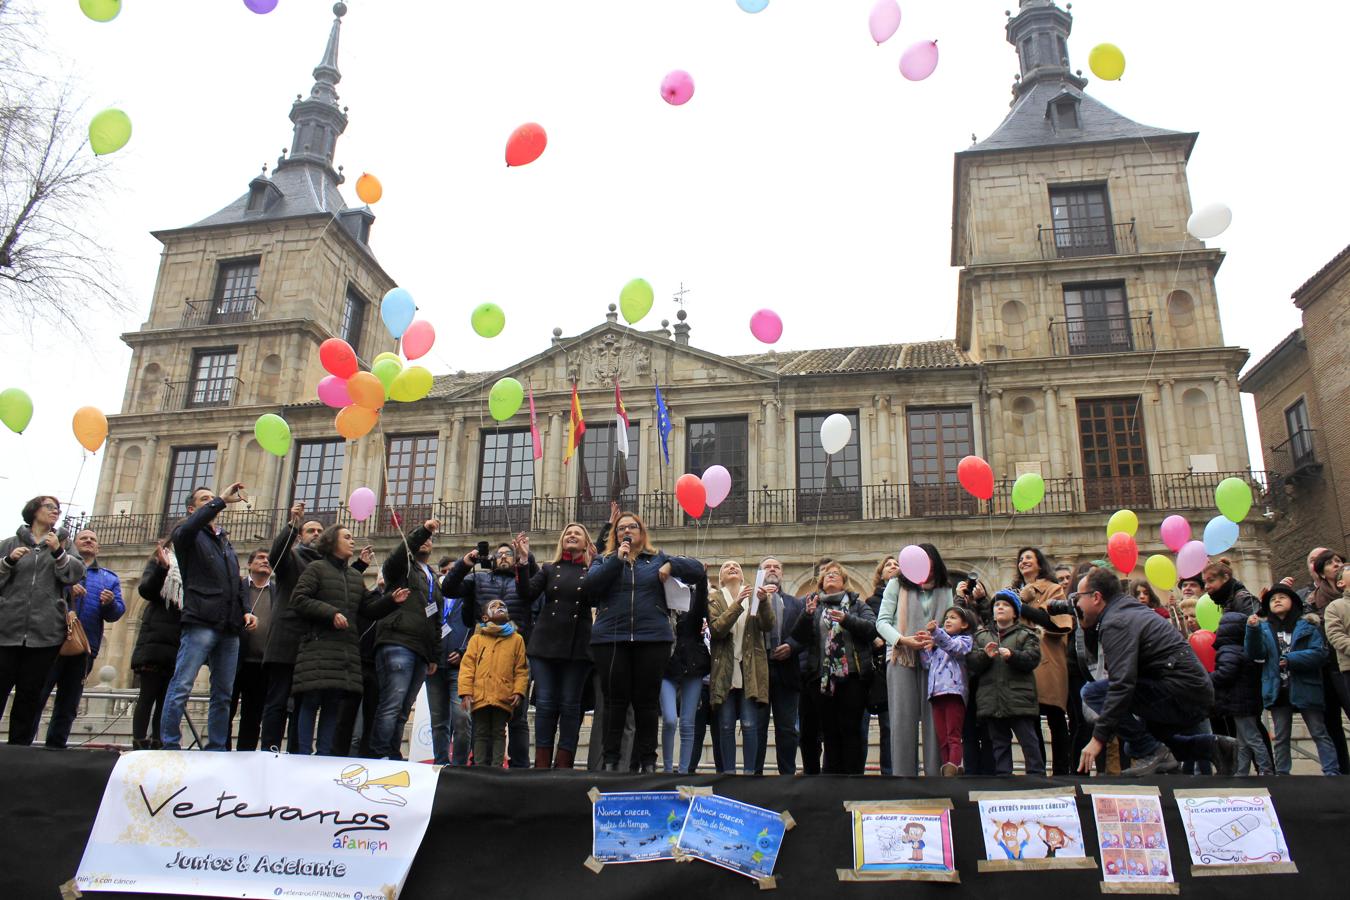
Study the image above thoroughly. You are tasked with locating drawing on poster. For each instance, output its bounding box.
[590,791,689,865]
[1174,791,1296,874]
[973,791,1094,871]
[843,805,957,881]
[1086,791,1176,890]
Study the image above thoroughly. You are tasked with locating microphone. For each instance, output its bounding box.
[621,534,633,547]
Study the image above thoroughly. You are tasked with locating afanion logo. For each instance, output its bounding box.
[334,765,411,807]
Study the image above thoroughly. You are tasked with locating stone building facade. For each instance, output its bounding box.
[67,1,1264,688]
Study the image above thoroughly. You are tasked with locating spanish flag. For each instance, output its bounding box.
[564,382,585,464]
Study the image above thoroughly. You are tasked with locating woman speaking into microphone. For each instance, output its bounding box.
[587,511,704,773]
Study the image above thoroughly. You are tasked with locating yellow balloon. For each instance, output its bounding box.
[389,366,433,402]
[1144,554,1178,592]
[1107,508,1138,538]
[1089,43,1126,81]
[71,406,108,452]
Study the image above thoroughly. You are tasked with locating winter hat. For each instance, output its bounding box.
[992,589,1022,617]
[1259,584,1302,619]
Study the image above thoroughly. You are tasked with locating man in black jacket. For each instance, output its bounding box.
[1075,567,1237,776]
[160,483,257,751]
[755,557,805,775]
[258,503,325,751]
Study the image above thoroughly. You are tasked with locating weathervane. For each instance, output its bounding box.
[673,282,691,311]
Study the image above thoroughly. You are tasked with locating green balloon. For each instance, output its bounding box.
[1214,477,1253,524]
[0,387,34,434]
[471,303,505,338]
[89,108,132,156]
[619,278,654,324]
[1195,594,1220,633]
[389,365,433,402]
[80,0,121,22]
[372,358,402,396]
[254,413,291,457]
[488,377,524,422]
[1011,472,1045,512]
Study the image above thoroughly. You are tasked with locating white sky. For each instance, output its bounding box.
[2,0,1347,521]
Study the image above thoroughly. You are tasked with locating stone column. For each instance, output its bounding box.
[893,406,909,484]
[93,439,120,512]
[1042,388,1063,477]
[223,431,242,486]
[1212,376,1236,470]
[546,412,564,497]
[135,436,159,513]
[435,424,451,502]
[987,389,1006,477]
[760,399,779,488]
[1158,379,1180,472]
[447,417,466,499]
[1222,375,1250,472]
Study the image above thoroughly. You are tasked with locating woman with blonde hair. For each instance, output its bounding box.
[516,522,598,768]
[588,511,704,772]
[708,559,774,773]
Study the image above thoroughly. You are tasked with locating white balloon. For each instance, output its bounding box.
[820,413,852,455]
[1187,202,1232,240]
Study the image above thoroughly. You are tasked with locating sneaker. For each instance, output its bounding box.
[940,763,959,777]
[1210,735,1238,777]
[1120,745,1181,776]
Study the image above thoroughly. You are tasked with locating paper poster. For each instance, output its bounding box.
[1084,787,1177,894]
[675,794,787,885]
[589,791,689,865]
[837,801,958,883]
[972,788,1095,871]
[664,577,691,612]
[1173,789,1297,875]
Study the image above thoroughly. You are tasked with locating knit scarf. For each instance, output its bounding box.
[479,621,515,638]
[819,592,851,696]
[161,546,184,611]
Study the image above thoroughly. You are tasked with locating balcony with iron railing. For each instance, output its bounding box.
[1047,312,1154,357]
[1037,219,1137,260]
[68,471,1269,546]
[180,293,264,327]
[160,376,245,411]
[1269,429,1322,482]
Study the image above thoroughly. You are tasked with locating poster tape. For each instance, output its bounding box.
[582,856,604,874]
[843,798,954,812]
[1100,881,1179,894]
[1189,862,1298,877]
[968,787,1078,802]
[1173,787,1271,799]
[837,867,961,883]
[586,787,600,803]
[1081,784,1162,797]
[676,784,715,799]
[780,810,796,830]
[59,880,82,900]
[757,875,777,890]
[978,857,1098,872]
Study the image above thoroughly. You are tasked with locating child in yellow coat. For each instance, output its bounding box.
[459,598,529,767]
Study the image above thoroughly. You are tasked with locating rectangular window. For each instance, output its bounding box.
[796,412,861,523]
[385,435,439,529]
[686,418,748,524]
[340,286,366,357]
[1284,399,1314,467]
[1049,185,1113,258]
[1062,282,1132,355]
[292,440,345,514]
[476,429,533,531]
[213,258,260,322]
[577,422,639,526]
[1076,396,1153,510]
[189,348,238,407]
[162,446,216,522]
[907,407,975,516]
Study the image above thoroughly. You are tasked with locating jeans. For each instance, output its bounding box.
[1270,705,1341,775]
[757,681,801,775]
[0,644,62,745]
[592,641,671,768]
[36,652,92,748]
[258,661,295,752]
[372,644,427,759]
[228,660,267,751]
[295,688,353,755]
[507,683,530,768]
[1233,714,1274,775]
[716,689,762,774]
[160,625,239,751]
[534,658,590,754]
[1080,676,1217,764]
[989,715,1045,775]
[661,675,703,773]
[424,663,471,765]
[473,706,511,767]
[689,683,720,774]
[132,667,171,747]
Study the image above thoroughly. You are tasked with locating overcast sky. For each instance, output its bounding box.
[2,0,1346,522]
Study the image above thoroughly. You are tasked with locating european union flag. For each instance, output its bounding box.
[654,380,673,465]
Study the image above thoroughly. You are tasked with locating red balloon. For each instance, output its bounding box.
[956,455,994,500]
[1189,630,1217,673]
[1107,531,1138,574]
[505,122,548,167]
[676,473,706,519]
[319,338,358,379]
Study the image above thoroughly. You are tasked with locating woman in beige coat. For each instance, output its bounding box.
[1014,546,1073,775]
[709,560,774,774]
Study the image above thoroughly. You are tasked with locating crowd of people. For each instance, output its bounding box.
[2,489,1349,779]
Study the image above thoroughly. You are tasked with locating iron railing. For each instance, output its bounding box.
[160,376,244,411]
[181,293,264,327]
[1037,219,1137,260]
[1269,429,1321,479]
[1047,312,1155,356]
[69,471,1269,546]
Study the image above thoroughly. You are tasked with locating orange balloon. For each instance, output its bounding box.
[355,172,382,204]
[505,122,547,167]
[71,406,108,452]
[335,405,378,440]
[347,372,385,411]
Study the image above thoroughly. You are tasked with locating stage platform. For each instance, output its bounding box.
[4,745,1347,898]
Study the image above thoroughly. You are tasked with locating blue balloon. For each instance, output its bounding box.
[381,287,416,339]
[737,0,769,12]
[1203,514,1239,555]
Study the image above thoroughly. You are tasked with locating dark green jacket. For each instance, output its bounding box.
[967,622,1041,720]
[376,525,443,663]
[292,556,396,695]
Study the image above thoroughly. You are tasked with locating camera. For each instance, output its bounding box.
[476,540,492,570]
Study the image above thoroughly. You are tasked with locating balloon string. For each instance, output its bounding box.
[373,418,414,562]
[63,451,89,529]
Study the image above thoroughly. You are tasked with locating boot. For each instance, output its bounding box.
[554,747,576,769]
[602,761,620,772]
[535,746,554,770]
[132,738,151,750]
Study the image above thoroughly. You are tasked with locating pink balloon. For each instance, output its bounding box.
[1160,515,1192,553]
[899,40,939,81]
[317,374,352,409]
[750,309,783,344]
[660,70,695,106]
[1176,541,1209,580]
[898,544,931,585]
[402,320,436,360]
[703,465,732,509]
[348,487,377,523]
[868,0,901,45]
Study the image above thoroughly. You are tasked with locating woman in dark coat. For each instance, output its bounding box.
[515,523,596,770]
[660,571,710,774]
[130,538,182,749]
[290,526,403,756]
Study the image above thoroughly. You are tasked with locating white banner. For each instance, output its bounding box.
[409,684,435,764]
[75,751,438,899]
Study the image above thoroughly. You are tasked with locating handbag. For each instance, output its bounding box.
[61,610,91,657]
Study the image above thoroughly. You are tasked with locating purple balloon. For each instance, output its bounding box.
[244,0,278,13]
[1159,514,1191,553]
[1176,540,1209,580]
[703,465,732,509]
[348,487,376,523]
[899,40,939,81]
[317,374,352,409]
[868,0,901,45]
[898,544,931,586]
[660,70,695,106]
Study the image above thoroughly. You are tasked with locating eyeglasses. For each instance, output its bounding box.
[40,503,61,512]
[615,523,642,533]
